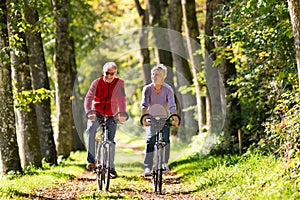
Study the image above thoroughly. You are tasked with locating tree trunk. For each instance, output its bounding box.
[7,0,42,168]
[0,0,22,174]
[181,0,203,134]
[204,0,224,136]
[70,36,85,151]
[52,0,73,158]
[287,0,300,89]
[134,0,151,84]
[168,0,198,141]
[146,0,174,85]
[24,1,57,165]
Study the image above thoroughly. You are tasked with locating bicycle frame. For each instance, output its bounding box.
[86,110,128,191]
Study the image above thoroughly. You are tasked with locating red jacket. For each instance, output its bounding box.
[84,77,126,115]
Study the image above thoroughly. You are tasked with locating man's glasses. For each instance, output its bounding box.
[104,71,116,76]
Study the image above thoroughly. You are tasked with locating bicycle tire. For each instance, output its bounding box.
[96,143,102,190]
[99,146,106,190]
[96,167,102,190]
[101,145,110,192]
[156,146,163,194]
[152,170,158,193]
[157,168,163,194]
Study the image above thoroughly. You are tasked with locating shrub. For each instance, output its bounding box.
[262,90,300,167]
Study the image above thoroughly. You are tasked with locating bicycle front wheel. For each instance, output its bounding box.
[101,146,111,192]
[152,170,158,193]
[155,146,163,194]
[96,143,102,190]
[157,168,163,194]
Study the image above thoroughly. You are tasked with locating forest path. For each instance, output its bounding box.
[31,170,198,199]
[30,142,199,199]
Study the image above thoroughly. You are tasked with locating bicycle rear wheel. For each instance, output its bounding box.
[101,146,111,192]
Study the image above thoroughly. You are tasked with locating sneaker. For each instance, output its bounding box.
[86,163,96,171]
[110,169,118,179]
[144,168,152,176]
[162,163,169,173]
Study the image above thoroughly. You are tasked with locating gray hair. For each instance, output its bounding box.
[151,64,167,79]
[103,62,117,71]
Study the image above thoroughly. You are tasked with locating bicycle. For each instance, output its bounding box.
[140,104,181,194]
[86,110,129,191]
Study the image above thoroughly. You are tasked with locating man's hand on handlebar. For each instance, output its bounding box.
[119,116,127,123]
[88,114,96,121]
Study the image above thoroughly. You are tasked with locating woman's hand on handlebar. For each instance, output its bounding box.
[143,121,150,126]
[171,115,180,126]
[141,117,150,126]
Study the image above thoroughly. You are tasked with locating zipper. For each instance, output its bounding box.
[103,82,111,114]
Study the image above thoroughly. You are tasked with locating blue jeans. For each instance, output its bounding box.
[144,125,170,169]
[86,119,117,169]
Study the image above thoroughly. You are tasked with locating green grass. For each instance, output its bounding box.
[0,151,86,199]
[171,152,300,199]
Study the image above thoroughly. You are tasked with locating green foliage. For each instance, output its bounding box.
[213,0,298,150]
[14,88,54,111]
[262,91,300,161]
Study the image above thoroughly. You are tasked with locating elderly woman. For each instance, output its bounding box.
[141,64,179,176]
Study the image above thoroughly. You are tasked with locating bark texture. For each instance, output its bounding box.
[0,0,22,174]
[182,0,203,133]
[24,2,57,164]
[134,0,151,84]
[7,0,42,168]
[52,0,72,158]
[146,0,174,85]
[70,36,85,151]
[204,0,224,136]
[168,0,198,141]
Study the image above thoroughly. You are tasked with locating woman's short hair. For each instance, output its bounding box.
[151,64,167,79]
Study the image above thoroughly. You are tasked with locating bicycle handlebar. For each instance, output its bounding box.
[139,113,181,126]
[86,110,129,123]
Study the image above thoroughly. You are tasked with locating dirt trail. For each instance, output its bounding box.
[30,143,199,199]
[31,170,198,199]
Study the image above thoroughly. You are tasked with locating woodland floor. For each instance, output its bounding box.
[29,142,199,199]
[30,170,198,199]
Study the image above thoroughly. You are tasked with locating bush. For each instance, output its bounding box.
[262,90,300,165]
